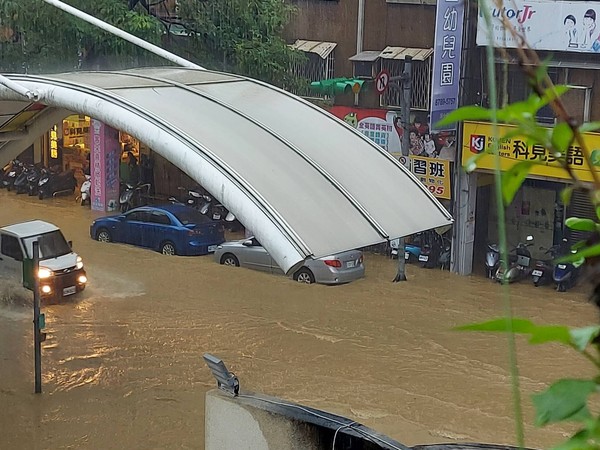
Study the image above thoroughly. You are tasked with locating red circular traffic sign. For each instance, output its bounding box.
[375,69,390,94]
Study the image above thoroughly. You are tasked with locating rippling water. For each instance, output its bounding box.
[0,189,596,449]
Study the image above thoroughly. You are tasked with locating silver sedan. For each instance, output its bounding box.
[214,236,365,284]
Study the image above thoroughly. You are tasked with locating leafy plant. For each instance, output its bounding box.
[438,0,600,448]
[0,0,164,73]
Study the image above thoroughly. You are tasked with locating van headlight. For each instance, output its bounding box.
[38,267,53,279]
[76,256,84,270]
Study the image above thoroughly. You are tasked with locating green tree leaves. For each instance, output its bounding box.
[532,379,597,426]
[0,0,164,72]
[177,0,307,89]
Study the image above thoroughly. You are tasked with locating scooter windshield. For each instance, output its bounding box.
[23,230,72,260]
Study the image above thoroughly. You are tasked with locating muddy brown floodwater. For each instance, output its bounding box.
[0,189,597,449]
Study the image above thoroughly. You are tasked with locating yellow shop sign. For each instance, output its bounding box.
[461,121,600,183]
[409,155,451,199]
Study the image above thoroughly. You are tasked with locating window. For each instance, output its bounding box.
[493,65,591,124]
[1,235,23,261]
[126,211,149,222]
[289,40,336,97]
[149,211,172,225]
[380,48,433,111]
[23,231,71,260]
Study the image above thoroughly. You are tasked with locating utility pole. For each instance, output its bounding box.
[393,56,413,283]
[32,240,43,393]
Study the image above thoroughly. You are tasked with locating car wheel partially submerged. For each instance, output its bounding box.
[221,254,239,267]
[293,268,315,284]
[97,229,112,243]
[161,242,176,256]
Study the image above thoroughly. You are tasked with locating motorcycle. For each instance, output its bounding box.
[120,182,151,212]
[418,231,443,269]
[13,163,34,194]
[26,164,44,196]
[485,243,500,279]
[4,159,24,191]
[531,245,560,287]
[552,239,584,292]
[438,236,452,270]
[169,185,209,209]
[38,167,78,200]
[79,174,92,206]
[494,235,534,284]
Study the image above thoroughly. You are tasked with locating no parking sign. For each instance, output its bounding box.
[374,70,390,94]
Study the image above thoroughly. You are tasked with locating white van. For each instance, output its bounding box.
[0,220,87,300]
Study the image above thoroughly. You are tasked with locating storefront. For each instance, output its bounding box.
[462,120,599,273]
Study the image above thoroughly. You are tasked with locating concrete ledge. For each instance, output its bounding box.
[205,389,534,450]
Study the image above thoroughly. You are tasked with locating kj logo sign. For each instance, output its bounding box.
[470,134,486,153]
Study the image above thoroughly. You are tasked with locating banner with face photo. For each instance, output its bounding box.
[477,0,600,53]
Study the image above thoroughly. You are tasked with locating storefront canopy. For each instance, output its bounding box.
[0,67,452,273]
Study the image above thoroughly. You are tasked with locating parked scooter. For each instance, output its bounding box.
[4,159,24,191]
[485,243,501,279]
[79,174,92,206]
[169,185,209,209]
[120,182,151,212]
[531,244,561,287]
[0,160,12,188]
[418,231,444,269]
[13,163,34,194]
[438,236,452,270]
[552,239,584,292]
[26,164,43,196]
[38,167,78,200]
[494,235,534,284]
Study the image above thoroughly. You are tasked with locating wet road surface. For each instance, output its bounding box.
[0,189,597,449]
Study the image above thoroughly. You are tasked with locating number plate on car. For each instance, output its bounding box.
[404,252,409,260]
[532,270,543,276]
[419,255,429,261]
[63,286,76,296]
[347,261,355,268]
[212,214,221,220]
[208,245,218,253]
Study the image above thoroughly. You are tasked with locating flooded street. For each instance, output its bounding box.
[0,189,597,449]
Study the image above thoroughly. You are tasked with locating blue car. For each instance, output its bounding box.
[90,204,225,256]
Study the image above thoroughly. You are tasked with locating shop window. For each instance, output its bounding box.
[1,235,23,261]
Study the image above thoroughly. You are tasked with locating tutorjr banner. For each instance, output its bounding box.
[477,0,600,53]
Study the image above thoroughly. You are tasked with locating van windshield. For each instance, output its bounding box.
[23,230,71,260]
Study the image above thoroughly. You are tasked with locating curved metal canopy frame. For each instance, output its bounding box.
[0,67,453,273]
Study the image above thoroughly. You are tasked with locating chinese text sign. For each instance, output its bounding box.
[430,0,465,132]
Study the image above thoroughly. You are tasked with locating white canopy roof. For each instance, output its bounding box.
[0,67,452,272]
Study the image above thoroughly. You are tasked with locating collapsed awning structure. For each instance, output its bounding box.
[0,67,453,272]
